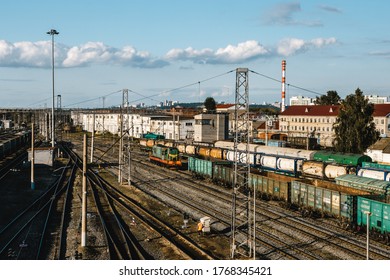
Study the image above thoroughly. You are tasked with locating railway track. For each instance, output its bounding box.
[70,135,390,260]
[0,158,75,259]
[131,154,390,260]
[64,143,214,260]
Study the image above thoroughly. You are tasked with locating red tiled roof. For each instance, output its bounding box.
[280,104,390,117]
[280,105,339,116]
[372,104,390,117]
[216,104,235,109]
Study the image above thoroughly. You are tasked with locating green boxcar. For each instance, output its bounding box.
[188,156,213,178]
[357,197,390,234]
[212,164,290,201]
[313,151,372,165]
[248,173,290,202]
[188,156,231,179]
[213,164,234,186]
[291,180,356,220]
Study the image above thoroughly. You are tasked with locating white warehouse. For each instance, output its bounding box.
[76,111,195,141]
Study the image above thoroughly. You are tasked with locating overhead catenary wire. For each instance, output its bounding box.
[63,90,122,108]
[63,69,235,108]
[249,69,324,96]
[130,69,236,102]
[43,68,321,109]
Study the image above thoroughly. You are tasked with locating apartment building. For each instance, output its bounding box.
[279,104,390,147]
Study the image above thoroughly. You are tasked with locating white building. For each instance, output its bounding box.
[194,113,229,142]
[289,96,315,106]
[76,111,194,141]
[365,95,388,104]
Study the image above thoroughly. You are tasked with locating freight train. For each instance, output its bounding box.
[140,136,390,242]
[187,156,390,243]
[139,139,372,181]
[0,131,31,160]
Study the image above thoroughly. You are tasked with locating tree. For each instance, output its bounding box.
[204,97,216,112]
[315,90,341,105]
[333,88,379,153]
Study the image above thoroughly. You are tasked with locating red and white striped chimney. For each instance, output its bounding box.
[281,60,286,112]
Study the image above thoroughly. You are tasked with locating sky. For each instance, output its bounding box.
[0,0,389,108]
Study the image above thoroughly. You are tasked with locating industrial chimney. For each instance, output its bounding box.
[281,60,286,112]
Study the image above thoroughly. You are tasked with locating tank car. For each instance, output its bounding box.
[185,145,196,155]
[177,143,187,154]
[210,148,224,160]
[357,168,390,181]
[302,161,355,180]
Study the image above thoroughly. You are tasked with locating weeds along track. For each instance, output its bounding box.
[133,157,390,260]
[0,158,76,260]
[71,136,390,260]
[65,143,214,260]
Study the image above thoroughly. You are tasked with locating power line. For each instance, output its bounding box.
[249,69,324,96]
[63,90,122,108]
[63,70,236,107]
[26,97,52,108]
[62,70,235,108]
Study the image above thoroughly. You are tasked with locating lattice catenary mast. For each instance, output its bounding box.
[231,68,255,259]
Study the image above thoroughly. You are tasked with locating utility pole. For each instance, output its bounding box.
[46,29,59,148]
[90,113,95,163]
[118,107,123,184]
[31,123,35,190]
[231,68,254,259]
[81,134,88,247]
[364,211,372,260]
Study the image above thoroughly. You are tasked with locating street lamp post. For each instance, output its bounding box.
[363,211,372,260]
[47,29,59,148]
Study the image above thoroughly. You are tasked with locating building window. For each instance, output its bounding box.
[195,119,211,125]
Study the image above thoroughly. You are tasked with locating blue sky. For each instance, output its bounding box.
[0,0,389,108]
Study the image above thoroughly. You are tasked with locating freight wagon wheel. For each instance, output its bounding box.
[385,234,390,245]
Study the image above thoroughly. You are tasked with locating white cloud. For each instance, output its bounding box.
[165,40,270,64]
[0,40,168,68]
[276,37,337,56]
[0,40,52,67]
[0,37,337,68]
